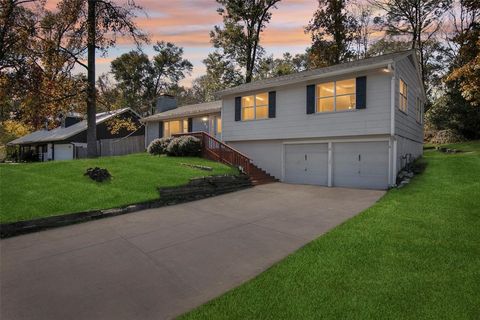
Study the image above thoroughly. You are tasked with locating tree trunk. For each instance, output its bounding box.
[86,0,97,157]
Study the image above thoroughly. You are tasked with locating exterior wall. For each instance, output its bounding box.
[393,56,424,173]
[229,134,391,181]
[396,134,423,172]
[222,70,392,142]
[394,56,424,144]
[146,121,159,147]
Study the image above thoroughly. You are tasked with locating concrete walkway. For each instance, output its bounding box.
[0,183,384,320]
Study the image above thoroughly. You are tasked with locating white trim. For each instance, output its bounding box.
[388,138,392,186]
[328,142,333,187]
[281,143,285,181]
[390,66,396,136]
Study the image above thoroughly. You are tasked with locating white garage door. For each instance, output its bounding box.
[333,141,389,189]
[284,144,328,186]
[54,144,74,161]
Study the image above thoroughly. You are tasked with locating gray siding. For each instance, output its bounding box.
[229,140,284,178]
[396,135,423,172]
[222,71,392,142]
[394,56,424,143]
[146,121,159,147]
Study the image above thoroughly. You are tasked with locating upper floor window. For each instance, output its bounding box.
[242,93,268,120]
[399,79,408,113]
[415,97,422,123]
[164,119,188,137]
[316,79,356,113]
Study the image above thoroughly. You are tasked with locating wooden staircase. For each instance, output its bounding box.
[174,132,278,185]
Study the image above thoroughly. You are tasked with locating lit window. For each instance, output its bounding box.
[241,93,268,120]
[216,117,222,133]
[399,79,408,113]
[163,119,187,137]
[316,79,356,113]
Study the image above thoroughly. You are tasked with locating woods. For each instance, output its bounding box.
[1,0,479,159]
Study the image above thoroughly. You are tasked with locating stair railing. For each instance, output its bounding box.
[173,131,252,175]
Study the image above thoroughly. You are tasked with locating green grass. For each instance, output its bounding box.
[0,153,237,223]
[180,141,480,320]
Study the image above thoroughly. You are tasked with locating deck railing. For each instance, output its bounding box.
[173,131,252,175]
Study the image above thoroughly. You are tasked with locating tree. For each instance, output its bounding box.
[371,0,452,90]
[211,0,281,83]
[190,52,243,102]
[445,0,479,106]
[305,0,357,67]
[366,38,411,56]
[351,4,374,58]
[255,52,308,79]
[110,42,192,114]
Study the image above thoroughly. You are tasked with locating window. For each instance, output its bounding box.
[241,92,268,120]
[216,117,222,134]
[163,119,188,137]
[399,79,408,113]
[415,97,422,123]
[316,79,355,113]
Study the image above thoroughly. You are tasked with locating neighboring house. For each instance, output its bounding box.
[142,94,222,147]
[8,108,144,161]
[218,50,425,190]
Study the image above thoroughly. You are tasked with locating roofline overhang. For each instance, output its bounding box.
[141,109,221,123]
[218,60,394,97]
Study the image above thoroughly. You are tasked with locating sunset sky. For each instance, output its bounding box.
[47,0,318,85]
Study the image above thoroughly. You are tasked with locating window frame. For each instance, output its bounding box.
[399,78,408,114]
[163,118,188,137]
[315,79,356,114]
[241,92,269,121]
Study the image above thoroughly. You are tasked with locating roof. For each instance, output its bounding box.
[219,50,417,96]
[8,108,135,145]
[142,100,221,122]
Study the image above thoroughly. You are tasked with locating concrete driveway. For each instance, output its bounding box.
[0,183,384,320]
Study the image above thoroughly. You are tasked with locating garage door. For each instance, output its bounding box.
[284,144,328,186]
[54,144,74,161]
[333,141,389,189]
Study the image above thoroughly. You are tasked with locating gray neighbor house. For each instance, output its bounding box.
[145,50,424,190]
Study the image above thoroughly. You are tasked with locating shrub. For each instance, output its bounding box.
[147,137,172,155]
[166,135,201,157]
[84,167,111,182]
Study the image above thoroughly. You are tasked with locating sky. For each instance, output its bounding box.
[46,0,318,86]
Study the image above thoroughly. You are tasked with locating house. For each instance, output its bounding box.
[142,94,222,146]
[8,108,144,161]
[217,50,425,190]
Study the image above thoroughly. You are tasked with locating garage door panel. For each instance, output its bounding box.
[284,144,328,186]
[333,142,388,189]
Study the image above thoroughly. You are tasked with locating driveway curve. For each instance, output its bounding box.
[0,183,384,320]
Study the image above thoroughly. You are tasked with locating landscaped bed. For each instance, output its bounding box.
[179,141,480,320]
[0,153,237,223]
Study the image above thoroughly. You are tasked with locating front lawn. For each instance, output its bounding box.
[180,141,480,320]
[0,153,237,223]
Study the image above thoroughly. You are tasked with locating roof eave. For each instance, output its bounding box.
[218,60,394,97]
[141,109,221,123]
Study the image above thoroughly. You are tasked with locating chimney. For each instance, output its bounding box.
[62,112,83,128]
[155,94,177,114]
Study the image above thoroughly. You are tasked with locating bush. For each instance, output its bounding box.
[166,135,201,157]
[429,129,464,145]
[147,137,172,155]
[84,167,111,182]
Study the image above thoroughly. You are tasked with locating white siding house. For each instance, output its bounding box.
[219,50,425,190]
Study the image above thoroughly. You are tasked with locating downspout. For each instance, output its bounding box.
[390,62,397,186]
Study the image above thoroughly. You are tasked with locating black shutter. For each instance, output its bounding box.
[356,76,367,109]
[235,96,241,121]
[158,121,163,138]
[306,85,315,114]
[188,118,193,132]
[268,91,276,118]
